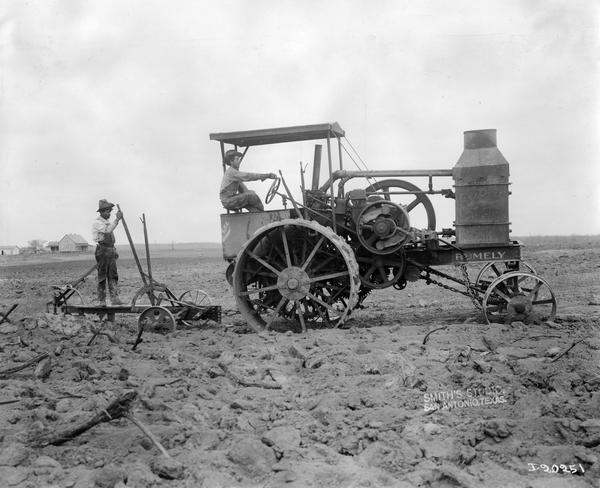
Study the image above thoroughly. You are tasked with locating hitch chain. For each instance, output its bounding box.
[420,271,471,297]
[456,263,482,310]
[417,264,482,310]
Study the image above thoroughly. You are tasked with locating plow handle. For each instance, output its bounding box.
[116,205,155,305]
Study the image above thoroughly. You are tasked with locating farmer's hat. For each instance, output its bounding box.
[224,149,243,165]
[97,199,115,212]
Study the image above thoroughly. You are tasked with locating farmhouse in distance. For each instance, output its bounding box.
[0,245,20,256]
[48,234,90,253]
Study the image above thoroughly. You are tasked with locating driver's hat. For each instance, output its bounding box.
[224,150,243,165]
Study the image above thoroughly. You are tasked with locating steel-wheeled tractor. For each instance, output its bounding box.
[210,123,556,332]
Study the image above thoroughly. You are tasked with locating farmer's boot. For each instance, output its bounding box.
[95,282,107,307]
[108,280,123,305]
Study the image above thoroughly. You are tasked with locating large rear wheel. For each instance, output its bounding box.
[233,219,360,332]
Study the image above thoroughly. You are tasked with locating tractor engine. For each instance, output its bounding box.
[356,200,411,253]
[347,189,413,254]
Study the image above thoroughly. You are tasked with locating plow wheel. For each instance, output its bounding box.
[475,261,537,290]
[233,219,360,332]
[179,289,212,306]
[482,271,556,324]
[365,179,436,230]
[138,306,176,334]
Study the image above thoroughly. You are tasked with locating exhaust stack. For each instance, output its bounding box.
[311,144,322,190]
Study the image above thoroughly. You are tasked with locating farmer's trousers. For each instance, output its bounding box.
[95,245,119,299]
[221,191,264,212]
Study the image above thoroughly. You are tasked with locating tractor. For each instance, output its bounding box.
[210,123,556,332]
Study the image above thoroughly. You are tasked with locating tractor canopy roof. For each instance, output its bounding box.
[209,122,345,147]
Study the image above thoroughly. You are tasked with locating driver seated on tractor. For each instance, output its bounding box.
[219,149,277,212]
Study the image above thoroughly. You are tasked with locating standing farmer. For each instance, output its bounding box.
[92,199,123,305]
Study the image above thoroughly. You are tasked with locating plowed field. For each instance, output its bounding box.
[0,236,599,487]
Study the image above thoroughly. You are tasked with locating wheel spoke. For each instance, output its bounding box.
[281,227,292,267]
[366,234,378,245]
[527,280,543,299]
[310,256,336,274]
[365,179,436,230]
[240,267,277,279]
[405,197,420,213]
[295,300,307,333]
[356,256,373,263]
[510,276,524,294]
[238,283,280,296]
[301,236,325,271]
[246,249,281,276]
[301,238,307,266]
[248,296,278,313]
[378,267,387,281]
[314,303,331,324]
[265,297,287,330]
[490,264,501,277]
[328,284,347,302]
[532,298,555,305]
[306,292,339,315]
[308,270,350,283]
[493,288,512,303]
[269,242,287,268]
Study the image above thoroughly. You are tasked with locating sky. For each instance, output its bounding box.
[0,0,598,247]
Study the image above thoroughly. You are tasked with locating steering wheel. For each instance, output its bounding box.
[265,177,281,204]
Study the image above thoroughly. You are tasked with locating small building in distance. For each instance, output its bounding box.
[0,245,20,256]
[47,241,59,253]
[58,234,90,253]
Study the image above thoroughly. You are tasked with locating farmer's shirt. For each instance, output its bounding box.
[92,216,119,247]
[220,166,264,201]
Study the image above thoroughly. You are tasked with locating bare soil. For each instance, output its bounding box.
[0,236,599,487]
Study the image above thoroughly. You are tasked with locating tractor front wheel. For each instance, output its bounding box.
[482,271,556,324]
